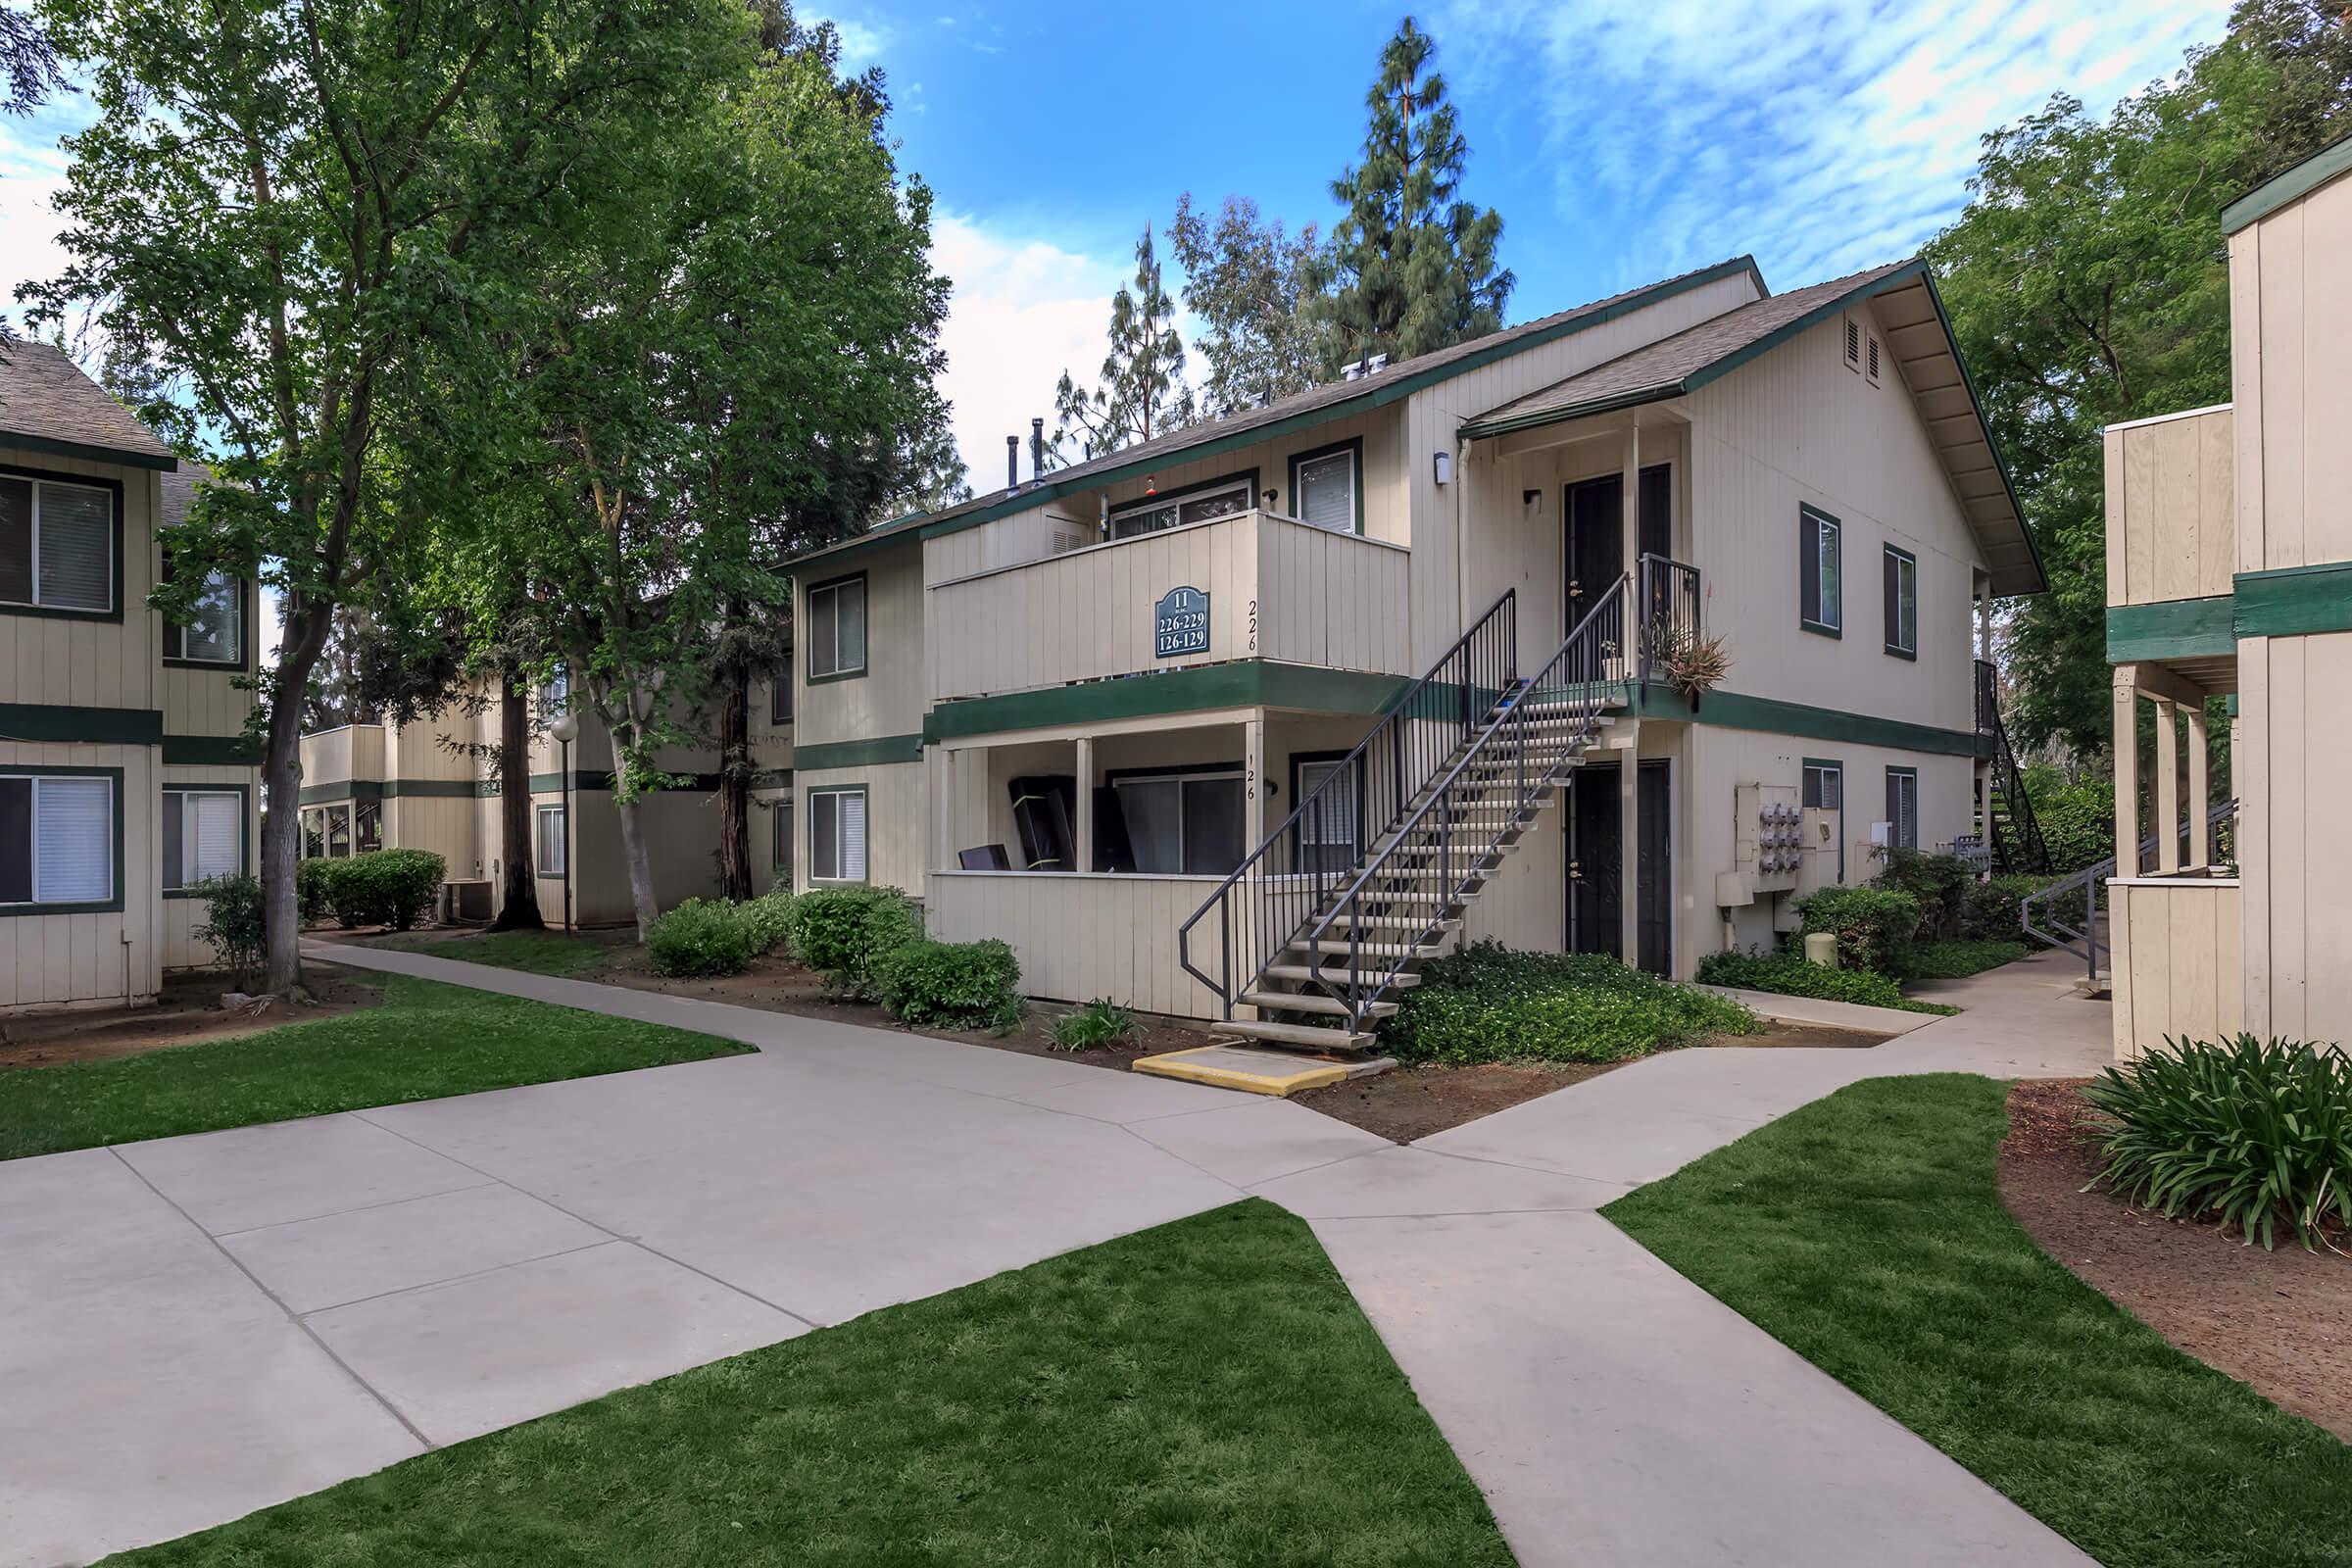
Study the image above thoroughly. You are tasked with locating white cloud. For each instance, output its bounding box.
[807,11,892,70]
[1430,0,2234,287]
[0,104,88,333]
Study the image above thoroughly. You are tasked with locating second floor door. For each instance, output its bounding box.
[1565,465,1672,639]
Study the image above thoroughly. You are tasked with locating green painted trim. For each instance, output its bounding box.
[0,703,164,746]
[2233,561,2352,638]
[0,432,175,470]
[0,464,126,622]
[161,734,263,766]
[527,770,615,793]
[805,570,869,683]
[2105,595,2236,662]
[1883,544,1918,660]
[924,662,1415,741]
[1632,685,1986,758]
[775,257,1768,564]
[793,734,924,770]
[299,780,382,807]
[0,763,125,915]
[807,782,870,885]
[2222,129,2352,233]
[161,780,254,897]
[1286,439,1364,533]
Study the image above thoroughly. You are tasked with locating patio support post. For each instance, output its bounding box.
[1073,736,1094,874]
[2153,696,2180,874]
[2185,703,2210,870]
[2113,669,2140,873]
[1619,724,1641,970]
[1621,416,1641,663]
[1244,716,1266,854]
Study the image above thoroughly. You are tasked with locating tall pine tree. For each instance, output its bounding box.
[1052,225,1194,462]
[1308,17,1511,373]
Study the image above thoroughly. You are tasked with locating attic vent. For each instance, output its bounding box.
[1051,527,1086,554]
[1843,317,1862,372]
[1865,333,1882,385]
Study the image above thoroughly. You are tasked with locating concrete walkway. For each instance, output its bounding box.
[3,943,2108,1566]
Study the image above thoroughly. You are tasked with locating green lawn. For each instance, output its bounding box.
[104,1200,1511,1568]
[1604,1075,2352,1568]
[1908,939,2033,980]
[416,928,612,977]
[0,974,748,1160]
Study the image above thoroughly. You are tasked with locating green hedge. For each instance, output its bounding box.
[321,849,446,931]
[1793,885,1919,977]
[296,858,334,925]
[872,938,1024,1032]
[783,887,921,998]
[1908,939,2031,980]
[646,898,760,978]
[1378,941,1754,1065]
[2024,771,2117,876]
[1693,949,1952,1014]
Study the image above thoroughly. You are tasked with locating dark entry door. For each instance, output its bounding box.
[1564,466,1674,632]
[1565,759,1671,974]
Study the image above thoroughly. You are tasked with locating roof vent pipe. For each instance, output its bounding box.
[1367,352,1389,373]
[1005,434,1018,494]
[1029,417,1046,484]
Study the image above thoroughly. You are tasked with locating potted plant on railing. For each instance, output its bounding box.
[1656,624,1732,710]
[1600,638,1628,684]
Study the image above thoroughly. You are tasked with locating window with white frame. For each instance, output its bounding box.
[1885,767,1919,852]
[1290,445,1359,533]
[808,787,867,881]
[807,576,867,679]
[1111,767,1246,876]
[1883,545,1918,658]
[0,772,115,906]
[536,804,567,876]
[539,662,569,719]
[1109,475,1252,541]
[1295,756,1360,873]
[163,570,242,662]
[0,472,114,613]
[163,789,242,890]
[1799,506,1841,634]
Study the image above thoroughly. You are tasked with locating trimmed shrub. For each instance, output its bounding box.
[1693,948,1952,1014]
[190,873,267,988]
[1960,874,2047,943]
[1049,997,1144,1052]
[2025,771,2117,876]
[740,891,796,956]
[2083,1034,2352,1250]
[783,886,921,997]
[646,898,758,978]
[1793,884,1919,977]
[872,938,1024,1032]
[1877,849,1972,939]
[322,849,446,931]
[1908,938,2031,980]
[1378,940,1755,1065]
[296,858,335,925]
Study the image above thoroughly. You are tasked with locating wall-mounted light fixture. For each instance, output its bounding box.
[1433,451,1453,486]
[1522,488,1544,513]
[1262,487,1279,511]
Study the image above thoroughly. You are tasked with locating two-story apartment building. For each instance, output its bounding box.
[2,343,264,1011]
[783,253,2040,1044]
[297,669,795,927]
[2102,132,2352,1058]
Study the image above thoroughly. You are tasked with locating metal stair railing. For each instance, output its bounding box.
[1177,589,1521,1020]
[1294,576,1632,1028]
[2021,798,2239,981]
[1977,658,2050,875]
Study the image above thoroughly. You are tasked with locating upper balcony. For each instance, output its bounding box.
[298,722,385,789]
[924,507,1412,705]
[2104,404,2235,611]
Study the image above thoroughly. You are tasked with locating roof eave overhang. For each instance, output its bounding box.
[0,430,178,471]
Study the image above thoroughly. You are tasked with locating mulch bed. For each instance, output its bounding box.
[0,965,382,1069]
[1296,1059,1628,1142]
[1999,1077,2352,1442]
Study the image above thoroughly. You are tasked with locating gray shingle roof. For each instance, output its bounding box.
[0,339,178,468]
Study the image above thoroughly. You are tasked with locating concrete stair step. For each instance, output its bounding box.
[1240,990,1399,1020]
[1263,963,1424,988]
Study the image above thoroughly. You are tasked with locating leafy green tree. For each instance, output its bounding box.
[1168,192,1333,414]
[1928,0,2351,760]
[1053,225,1194,463]
[0,6,60,113]
[23,0,748,992]
[1306,16,1511,374]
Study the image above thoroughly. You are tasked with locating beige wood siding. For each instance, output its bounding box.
[157,761,263,971]
[2232,172,2352,572]
[798,760,925,898]
[2102,406,2235,607]
[0,741,159,1009]
[2236,628,2352,1041]
[2109,878,2245,1059]
[926,871,1221,1017]
[926,510,1411,703]
[0,450,158,713]
[797,542,926,749]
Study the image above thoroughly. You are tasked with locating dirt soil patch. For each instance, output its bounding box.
[2000,1077,2352,1441]
[1702,1019,1892,1050]
[1297,1059,1631,1142]
[0,964,383,1068]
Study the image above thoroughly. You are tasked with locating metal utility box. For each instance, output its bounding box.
[1734,781,1803,895]
[1797,806,1842,894]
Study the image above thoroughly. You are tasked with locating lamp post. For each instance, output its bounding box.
[550,711,579,932]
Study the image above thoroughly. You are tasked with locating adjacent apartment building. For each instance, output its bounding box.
[2,343,263,1011]
[781,253,2040,1044]
[2102,132,2352,1058]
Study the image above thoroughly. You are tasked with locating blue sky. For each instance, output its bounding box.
[3,0,2234,491]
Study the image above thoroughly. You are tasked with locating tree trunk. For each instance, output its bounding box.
[262,603,335,995]
[717,654,752,902]
[613,791,660,943]
[489,675,544,931]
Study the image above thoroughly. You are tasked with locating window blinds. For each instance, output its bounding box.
[36,484,111,612]
[33,776,111,903]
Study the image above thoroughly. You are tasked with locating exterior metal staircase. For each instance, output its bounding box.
[1976,658,2049,875]
[1178,580,1631,1053]
[2021,798,2238,991]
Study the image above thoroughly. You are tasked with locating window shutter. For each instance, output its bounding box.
[810,791,839,880]
[1843,318,1862,369]
[0,477,31,605]
[193,793,239,881]
[36,485,112,611]
[33,776,111,902]
[1866,334,1882,383]
[840,793,867,881]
